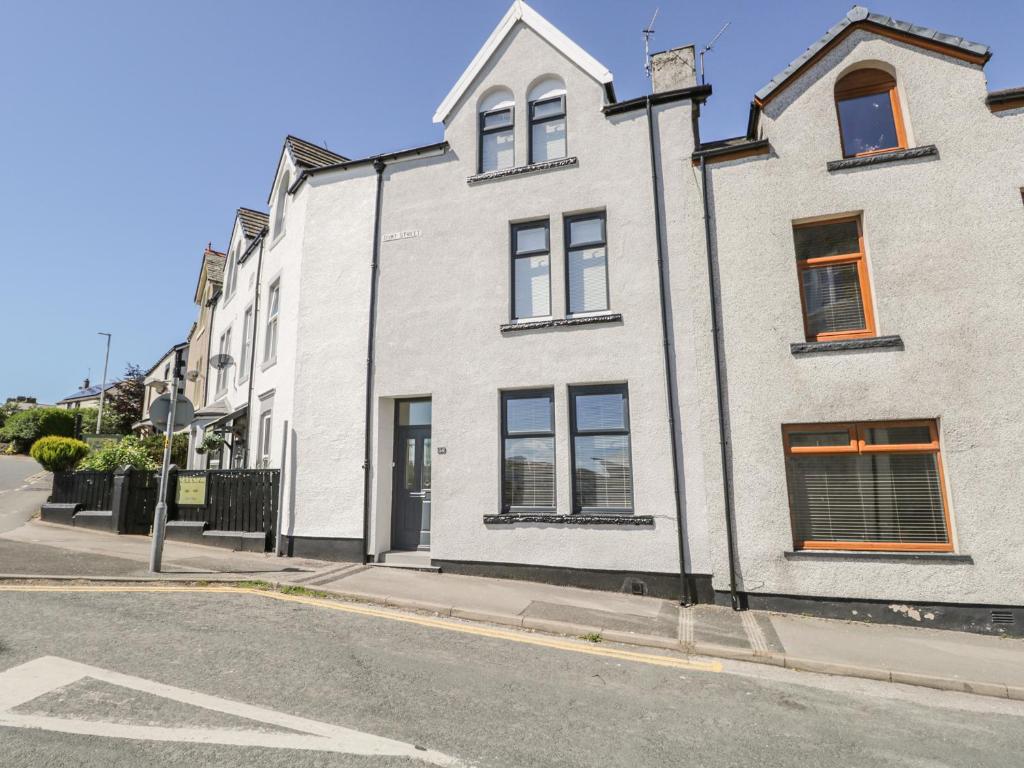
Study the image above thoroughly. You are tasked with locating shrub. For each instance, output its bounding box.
[29,436,91,472]
[78,436,158,471]
[0,408,76,453]
[141,433,189,468]
[71,407,125,437]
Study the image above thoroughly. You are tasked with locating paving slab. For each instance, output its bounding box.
[522,600,679,638]
[770,612,1024,689]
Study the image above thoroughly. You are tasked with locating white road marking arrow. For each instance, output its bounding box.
[0,656,461,765]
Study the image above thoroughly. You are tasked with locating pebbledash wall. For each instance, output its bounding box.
[284,14,712,595]
[255,2,1021,631]
[688,15,1024,628]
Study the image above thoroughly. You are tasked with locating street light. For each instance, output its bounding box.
[96,333,112,434]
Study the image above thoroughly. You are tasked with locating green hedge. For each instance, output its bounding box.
[29,436,90,472]
[0,408,76,453]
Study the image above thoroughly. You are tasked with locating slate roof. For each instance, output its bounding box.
[285,135,349,169]
[755,6,990,104]
[203,247,225,286]
[237,208,269,240]
[56,382,120,404]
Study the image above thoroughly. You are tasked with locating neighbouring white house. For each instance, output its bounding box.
[189,2,1022,634]
[198,137,347,471]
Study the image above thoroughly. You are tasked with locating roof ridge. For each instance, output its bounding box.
[754,5,990,106]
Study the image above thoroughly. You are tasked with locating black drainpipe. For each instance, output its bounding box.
[698,155,741,611]
[243,235,266,467]
[361,159,386,563]
[645,98,691,606]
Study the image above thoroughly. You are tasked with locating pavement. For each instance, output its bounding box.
[1,517,1023,703]
[1,586,1022,767]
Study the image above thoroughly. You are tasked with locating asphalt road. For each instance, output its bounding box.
[0,456,48,534]
[1,587,1021,767]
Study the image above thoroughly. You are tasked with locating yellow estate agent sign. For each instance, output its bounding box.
[176,475,208,506]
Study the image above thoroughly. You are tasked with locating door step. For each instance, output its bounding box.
[373,550,439,572]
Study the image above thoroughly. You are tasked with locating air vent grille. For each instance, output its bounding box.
[991,610,1015,625]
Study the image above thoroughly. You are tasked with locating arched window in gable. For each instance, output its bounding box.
[528,77,566,164]
[478,88,515,173]
[273,171,290,239]
[834,68,907,158]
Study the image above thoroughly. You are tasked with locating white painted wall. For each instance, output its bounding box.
[692,30,1024,604]
[288,22,706,577]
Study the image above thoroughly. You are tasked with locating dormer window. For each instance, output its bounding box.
[528,77,567,164]
[834,68,907,158]
[478,89,515,173]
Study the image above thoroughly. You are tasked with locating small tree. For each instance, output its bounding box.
[0,408,76,453]
[78,435,157,471]
[30,436,90,472]
[73,406,122,437]
[105,364,146,434]
[141,433,189,468]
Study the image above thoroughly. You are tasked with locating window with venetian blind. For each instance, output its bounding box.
[511,221,551,320]
[570,384,634,514]
[783,420,952,552]
[793,217,875,341]
[565,213,609,315]
[502,390,556,512]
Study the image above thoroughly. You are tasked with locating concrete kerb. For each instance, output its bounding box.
[0,572,1019,702]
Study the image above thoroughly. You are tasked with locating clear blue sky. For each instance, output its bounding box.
[2,0,1020,404]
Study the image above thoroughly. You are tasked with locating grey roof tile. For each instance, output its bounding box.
[755,5,990,103]
[237,207,269,240]
[285,135,349,169]
[203,248,225,285]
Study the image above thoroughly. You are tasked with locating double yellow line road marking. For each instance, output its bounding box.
[0,583,721,673]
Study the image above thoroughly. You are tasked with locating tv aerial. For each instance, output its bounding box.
[643,8,659,82]
[699,22,731,84]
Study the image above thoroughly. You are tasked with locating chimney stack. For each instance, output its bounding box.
[83,377,90,389]
[650,45,696,92]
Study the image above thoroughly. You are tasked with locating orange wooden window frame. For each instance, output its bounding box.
[793,216,876,342]
[782,420,953,552]
[834,69,908,159]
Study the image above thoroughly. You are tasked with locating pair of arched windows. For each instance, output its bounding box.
[478,77,567,173]
[834,67,907,158]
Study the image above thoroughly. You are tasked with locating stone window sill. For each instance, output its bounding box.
[826,145,938,172]
[791,335,903,355]
[784,550,972,564]
[468,157,578,184]
[501,313,622,334]
[484,513,653,526]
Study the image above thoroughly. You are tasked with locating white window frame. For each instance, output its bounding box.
[258,408,273,467]
[238,304,254,383]
[263,279,280,365]
[224,245,240,300]
[214,326,232,395]
[272,172,290,244]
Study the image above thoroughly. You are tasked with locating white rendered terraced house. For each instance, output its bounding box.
[208,2,1023,635]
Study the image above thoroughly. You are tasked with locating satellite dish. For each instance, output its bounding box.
[149,393,195,431]
[210,354,234,370]
[186,369,200,382]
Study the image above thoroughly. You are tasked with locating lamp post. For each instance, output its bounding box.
[96,332,112,434]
